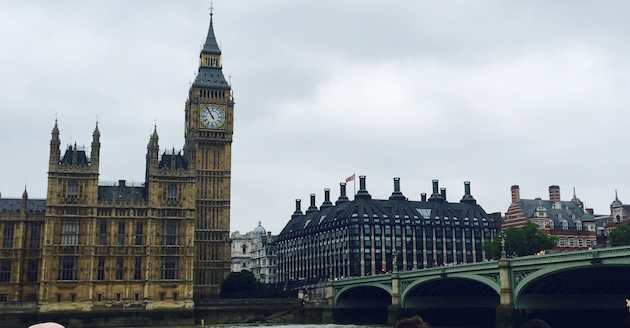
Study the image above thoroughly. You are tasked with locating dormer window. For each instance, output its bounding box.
[561,220,568,230]
[576,221,582,231]
[549,220,554,230]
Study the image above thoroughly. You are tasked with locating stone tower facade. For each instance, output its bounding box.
[38,122,196,312]
[0,9,232,310]
[184,12,234,301]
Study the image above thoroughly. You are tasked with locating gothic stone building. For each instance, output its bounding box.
[0,12,233,310]
[276,176,497,290]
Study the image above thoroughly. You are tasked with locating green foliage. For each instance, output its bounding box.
[610,224,630,247]
[220,270,266,298]
[483,221,557,260]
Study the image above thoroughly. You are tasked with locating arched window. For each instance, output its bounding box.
[562,220,569,230]
[242,244,247,254]
[549,220,554,230]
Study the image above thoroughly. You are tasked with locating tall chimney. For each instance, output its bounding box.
[292,199,303,218]
[306,193,318,214]
[461,181,476,204]
[440,188,446,201]
[389,177,405,200]
[432,180,439,196]
[336,182,349,205]
[549,185,561,203]
[355,175,371,199]
[429,180,443,202]
[511,185,520,203]
[321,188,333,208]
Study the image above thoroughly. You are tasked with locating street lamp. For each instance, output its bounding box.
[499,230,506,259]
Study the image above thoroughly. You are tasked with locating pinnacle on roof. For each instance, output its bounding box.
[202,9,221,55]
[93,121,100,137]
[52,119,60,139]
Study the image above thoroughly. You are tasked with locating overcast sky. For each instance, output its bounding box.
[1,1,629,235]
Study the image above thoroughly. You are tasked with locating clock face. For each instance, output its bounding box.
[201,105,225,128]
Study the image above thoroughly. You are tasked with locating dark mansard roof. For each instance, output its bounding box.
[278,178,495,241]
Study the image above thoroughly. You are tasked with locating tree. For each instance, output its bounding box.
[609,224,630,247]
[220,269,266,298]
[483,221,557,260]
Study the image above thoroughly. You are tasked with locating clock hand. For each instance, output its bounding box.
[209,112,215,119]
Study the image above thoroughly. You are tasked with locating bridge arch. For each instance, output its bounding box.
[401,273,500,304]
[514,262,630,309]
[333,283,392,308]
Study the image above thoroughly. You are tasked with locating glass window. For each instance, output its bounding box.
[163,221,179,246]
[67,181,78,202]
[118,222,125,246]
[161,257,178,279]
[29,225,41,249]
[0,260,11,282]
[99,220,107,245]
[61,220,78,245]
[134,257,142,280]
[115,257,123,280]
[58,256,77,280]
[97,257,105,280]
[2,223,14,249]
[167,184,177,203]
[135,222,143,246]
[26,260,38,283]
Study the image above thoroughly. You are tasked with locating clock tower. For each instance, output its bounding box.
[184,11,234,300]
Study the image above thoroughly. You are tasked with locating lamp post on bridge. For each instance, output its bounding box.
[500,230,507,259]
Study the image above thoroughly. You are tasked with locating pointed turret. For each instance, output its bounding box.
[146,126,160,169]
[202,11,221,56]
[91,121,101,167]
[49,119,61,169]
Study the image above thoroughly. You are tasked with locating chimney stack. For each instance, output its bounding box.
[389,177,405,200]
[336,182,349,205]
[440,188,446,201]
[549,185,561,203]
[292,199,303,218]
[421,193,427,202]
[321,188,333,208]
[511,185,520,203]
[355,175,371,199]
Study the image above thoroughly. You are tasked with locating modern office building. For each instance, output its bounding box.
[276,176,497,289]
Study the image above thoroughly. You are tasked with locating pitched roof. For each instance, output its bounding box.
[0,198,46,214]
[519,198,594,227]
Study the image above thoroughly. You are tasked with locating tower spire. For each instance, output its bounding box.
[202,4,220,55]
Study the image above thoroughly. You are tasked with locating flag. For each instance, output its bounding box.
[346,174,355,183]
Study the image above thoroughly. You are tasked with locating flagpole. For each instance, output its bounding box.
[353,172,356,197]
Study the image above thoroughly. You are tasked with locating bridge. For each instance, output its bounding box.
[330,246,630,327]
